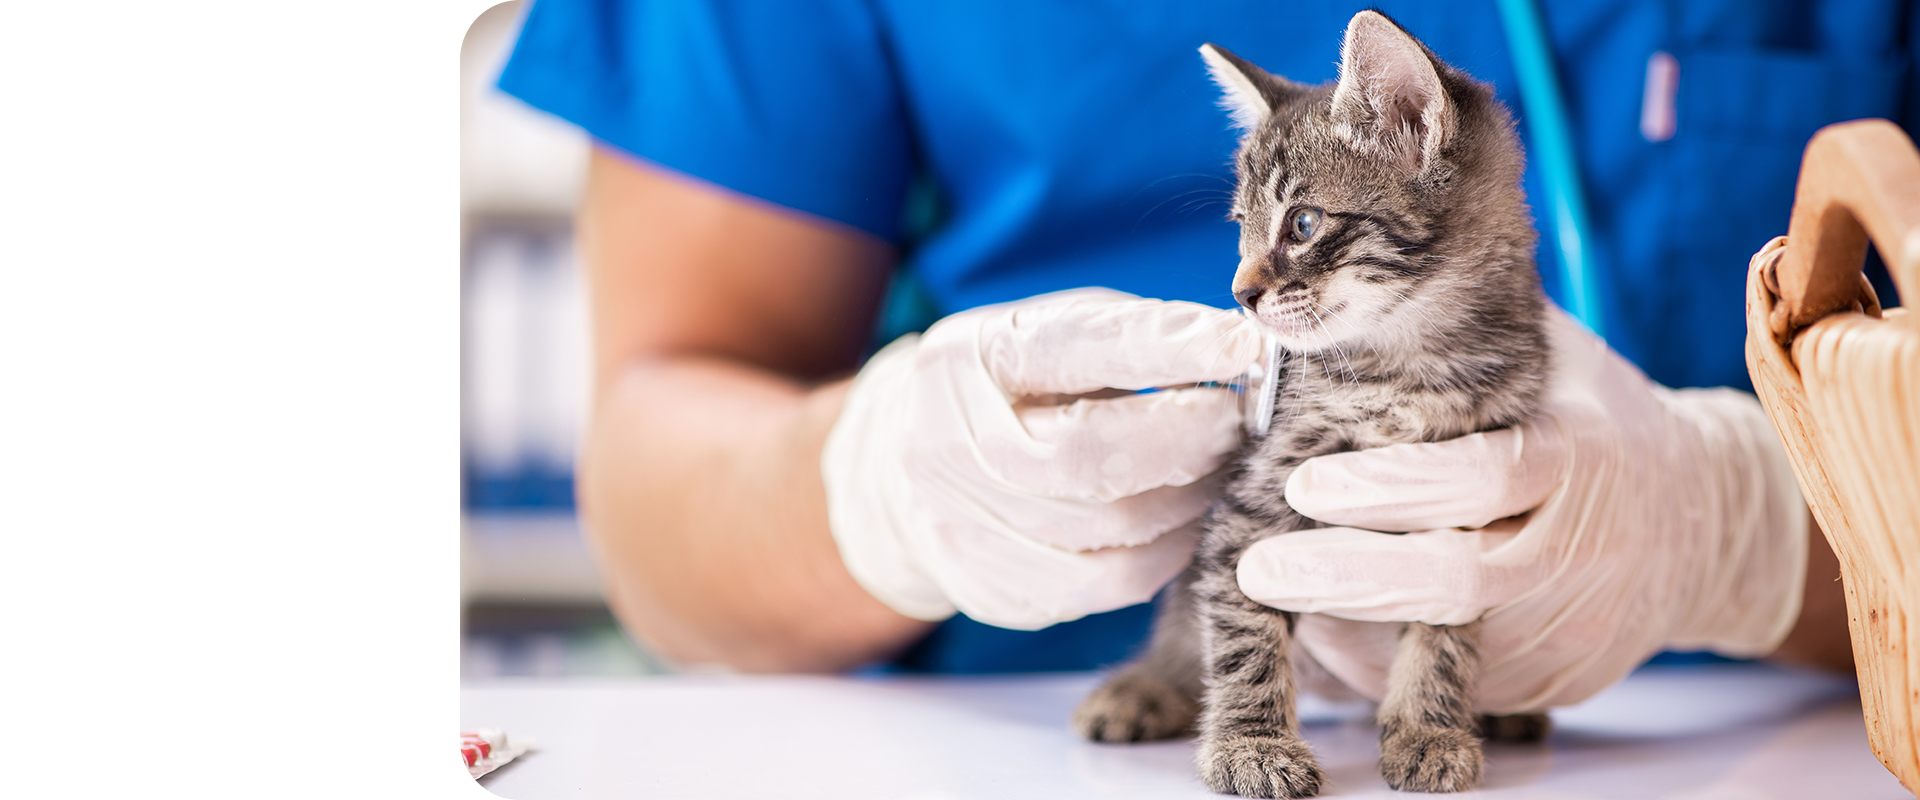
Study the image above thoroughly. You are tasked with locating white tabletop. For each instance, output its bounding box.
[463,662,1909,799]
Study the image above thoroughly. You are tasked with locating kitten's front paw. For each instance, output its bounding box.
[1476,712,1552,743]
[1198,734,1324,798]
[1379,727,1483,793]
[1072,672,1198,743]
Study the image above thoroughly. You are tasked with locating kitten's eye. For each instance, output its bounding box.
[1288,208,1323,241]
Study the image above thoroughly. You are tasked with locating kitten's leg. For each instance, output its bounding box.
[1476,712,1552,743]
[1073,568,1204,742]
[1193,515,1323,799]
[1377,621,1484,793]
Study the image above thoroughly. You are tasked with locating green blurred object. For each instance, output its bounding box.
[463,602,672,678]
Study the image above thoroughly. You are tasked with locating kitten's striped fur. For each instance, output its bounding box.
[1073,12,1551,797]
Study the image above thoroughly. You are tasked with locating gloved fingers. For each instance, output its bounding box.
[980,295,1265,396]
[1284,421,1568,531]
[1056,519,1203,617]
[1292,610,1637,713]
[1235,525,1544,626]
[1290,590,1621,710]
[924,517,1201,630]
[1004,386,1244,502]
[910,454,1228,551]
[1291,603,1586,708]
[1008,471,1229,551]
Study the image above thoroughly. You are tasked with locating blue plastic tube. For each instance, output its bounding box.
[1495,0,1607,339]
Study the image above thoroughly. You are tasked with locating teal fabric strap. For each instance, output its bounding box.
[1496,0,1606,339]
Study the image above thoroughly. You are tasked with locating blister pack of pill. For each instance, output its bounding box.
[462,729,532,779]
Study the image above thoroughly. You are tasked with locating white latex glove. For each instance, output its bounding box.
[822,289,1265,630]
[1236,309,1809,713]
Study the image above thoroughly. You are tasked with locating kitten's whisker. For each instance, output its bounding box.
[1137,189,1237,229]
[1303,299,1358,382]
[1171,327,1236,376]
[1176,198,1232,219]
[1121,173,1238,213]
[1320,299,1372,382]
[1138,172,1237,190]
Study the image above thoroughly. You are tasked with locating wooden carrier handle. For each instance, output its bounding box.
[1769,119,1920,346]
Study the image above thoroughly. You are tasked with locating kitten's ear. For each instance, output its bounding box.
[1199,43,1299,131]
[1329,11,1453,173]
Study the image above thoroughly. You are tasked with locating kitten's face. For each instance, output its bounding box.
[1227,128,1433,352]
[1204,13,1534,355]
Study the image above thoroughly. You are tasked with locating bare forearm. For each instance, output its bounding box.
[578,356,932,672]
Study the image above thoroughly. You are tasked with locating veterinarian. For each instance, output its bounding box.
[498,0,1909,704]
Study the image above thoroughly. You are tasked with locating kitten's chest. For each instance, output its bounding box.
[1268,372,1479,458]
[1223,374,1470,523]
[1222,348,1524,525]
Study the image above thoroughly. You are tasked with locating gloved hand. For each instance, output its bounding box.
[1236,309,1809,713]
[821,289,1264,630]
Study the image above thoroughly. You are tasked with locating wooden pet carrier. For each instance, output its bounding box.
[1746,118,1920,796]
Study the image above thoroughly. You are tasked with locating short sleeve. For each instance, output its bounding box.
[496,0,914,242]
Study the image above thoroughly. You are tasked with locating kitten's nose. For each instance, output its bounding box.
[1234,285,1262,312]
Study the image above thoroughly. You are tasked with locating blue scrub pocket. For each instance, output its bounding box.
[1649,47,1906,389]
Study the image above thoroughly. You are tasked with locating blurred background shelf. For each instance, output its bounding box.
[461,513,598,605]
[461,2,668,677]
[462,2,584,221]
[460,512,672,677]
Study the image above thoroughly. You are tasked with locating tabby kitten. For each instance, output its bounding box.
[1072,12,1552,798]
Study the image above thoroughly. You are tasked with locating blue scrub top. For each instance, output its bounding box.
[498,0,1918,673]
